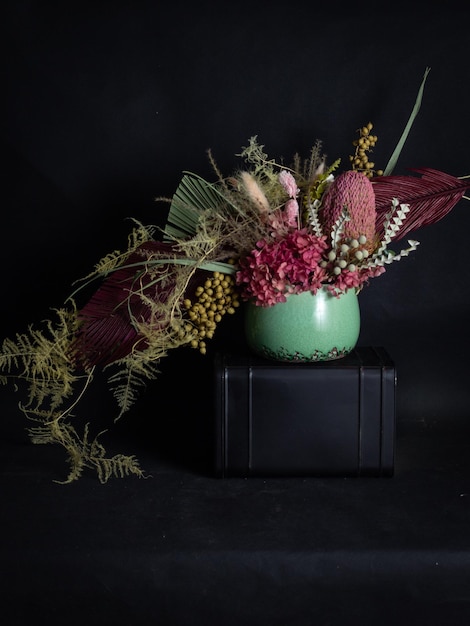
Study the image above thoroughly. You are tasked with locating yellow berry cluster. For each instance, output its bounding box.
[183,271,240,354]
[349,122,383,178]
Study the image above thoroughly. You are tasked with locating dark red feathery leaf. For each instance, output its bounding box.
[372,168,470,240]
[70,241,177,368]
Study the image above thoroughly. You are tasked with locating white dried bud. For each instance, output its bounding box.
[355,250,364,261]
[359,235,367,245]
[350,239,359,248]
[328,250,336,262]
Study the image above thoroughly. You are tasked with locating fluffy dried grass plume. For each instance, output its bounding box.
[239,171,270,213]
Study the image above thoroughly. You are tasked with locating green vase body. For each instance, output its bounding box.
[244,287,360,362]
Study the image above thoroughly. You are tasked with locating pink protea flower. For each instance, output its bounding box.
[320,170,377,244]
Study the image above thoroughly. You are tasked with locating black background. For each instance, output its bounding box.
[3,1,470,421]
[2,3,470,625]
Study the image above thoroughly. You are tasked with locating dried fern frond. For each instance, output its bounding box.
[106,357,163,418]
[70,221,155,294]
[26,406,145,484]
[0,307,80,411]
[373,168,470,239]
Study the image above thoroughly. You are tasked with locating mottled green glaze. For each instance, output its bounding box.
[244,287,360,362]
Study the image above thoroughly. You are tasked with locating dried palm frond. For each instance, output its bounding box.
[372,168,470,239]
[162,172,240,241]
[70,241,179,368]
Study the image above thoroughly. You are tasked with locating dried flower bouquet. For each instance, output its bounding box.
[1,69,469,482]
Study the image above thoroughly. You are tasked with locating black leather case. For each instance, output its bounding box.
[214,347,396,478]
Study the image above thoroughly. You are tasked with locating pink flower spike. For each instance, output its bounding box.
[284,198,299,227]
[279,170,298,198]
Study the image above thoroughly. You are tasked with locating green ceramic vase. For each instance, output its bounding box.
[244,287,360,362]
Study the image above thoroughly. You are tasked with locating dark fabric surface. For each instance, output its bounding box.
[1,350,470,626]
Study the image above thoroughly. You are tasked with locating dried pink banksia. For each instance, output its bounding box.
[320,170,377,243]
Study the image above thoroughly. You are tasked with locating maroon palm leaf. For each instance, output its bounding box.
[70,241,178,368]
[372,168,470,240]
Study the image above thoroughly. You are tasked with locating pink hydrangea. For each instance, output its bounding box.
[326,265,386,295]
[236,229,329,306]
